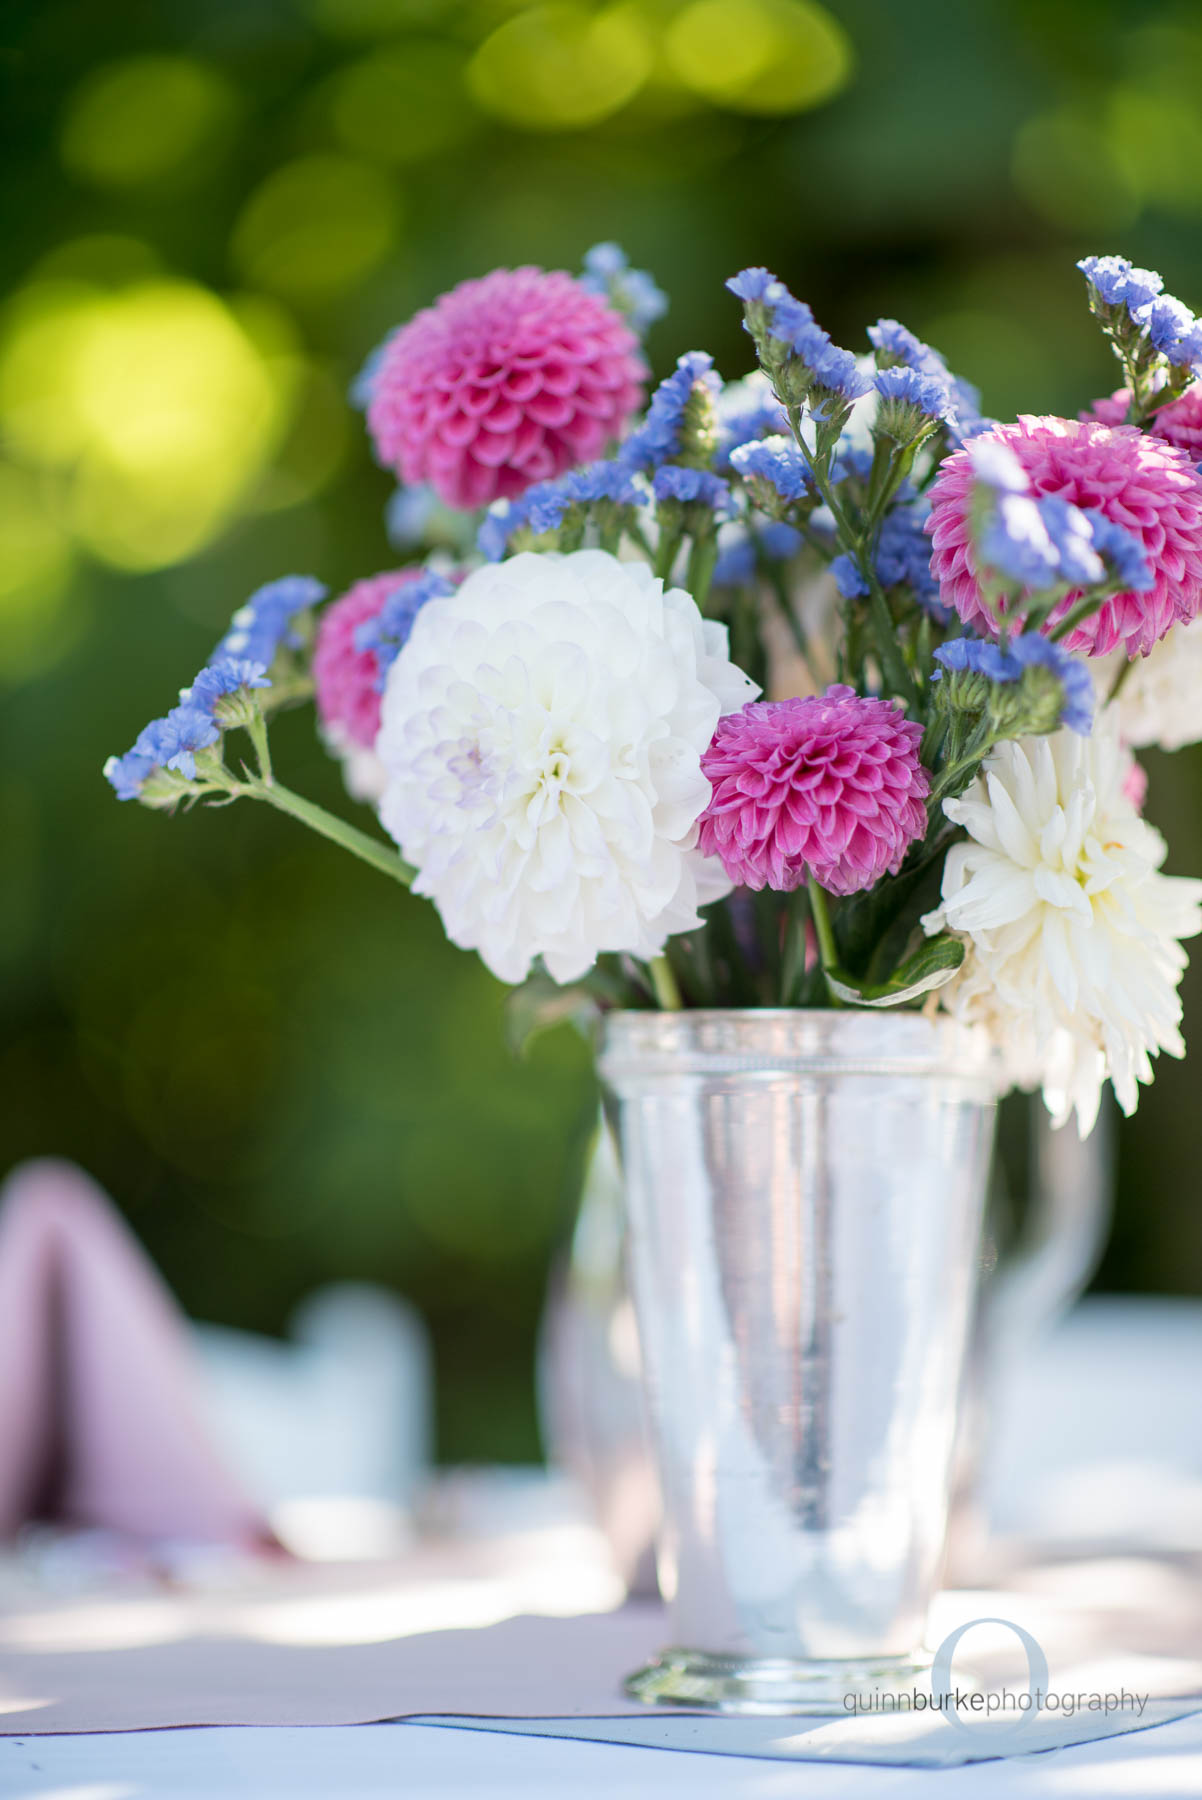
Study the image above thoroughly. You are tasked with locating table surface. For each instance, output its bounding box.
[3,1296,1200,1797]
[3,1714,1201,1798]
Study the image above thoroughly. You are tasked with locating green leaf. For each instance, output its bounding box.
[505,973,600,1059]
[826,934,965,1009]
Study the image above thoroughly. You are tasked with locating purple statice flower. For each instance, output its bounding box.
[875,502,945,616]
[727,267,779,304]
[934,634,1093,735]
[354,568,453,687]
[386,483,437,547]
[933,635,1013,683]
[1077,255,1164,316]
[729,435,810,502]
[710,522,802,590]
[873,363,954,428]
[730,268,869,407]
[969,436,1029,494]
[476,461,646,560]
[699,687,929,895]
[868,317,985,441]
[477,497,527,562]
[183,659,271,712]
[831,553,868,599]
[830,441,873,485]
[1004,633,1094,734]
[215,575,327,667]
[1081,508,1154,592]
[104,704,221,802]
[619,351,720,471]
[563,460,646,506]
[476,481,569,558]
[652,465,731,511]
[716,373,789,467]
[579,242,668,337]
[1141,296,1202,372]
[978,493,1074,590]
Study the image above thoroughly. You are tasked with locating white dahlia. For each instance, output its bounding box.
[923,715,1202,1133]
[376,549,759,984]
[1111,616,1202,751]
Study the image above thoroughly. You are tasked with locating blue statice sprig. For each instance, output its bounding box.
[355,569,454,687]
[477,462,646,561]
[652,465,731,512]
[104,658,275,806]
[867,319,986,444]
[872,364,954,445]
[710,521,803,590]
[715,370,789,469]
[967,437,1151,611]
[182,658,272,729]
[619,352,721,472]
[1078,254,1202,399]
[729,434,811,519]
[727,268,869,424]
[579,242,668,337]
[215,575,327,672]
[934,634,1093,736]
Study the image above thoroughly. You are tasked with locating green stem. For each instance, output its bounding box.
[807,880,842,1004]
[1108,655,1135,704]
[654,527,685,583]
[243,777,416,887]
[686,531,720,613]
[1048,592,1106,644]
[865,570,920,709]
[648,953,683,1012]
[247,708,273,784]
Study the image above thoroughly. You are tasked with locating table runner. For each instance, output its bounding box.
[1,1541,1199,1764]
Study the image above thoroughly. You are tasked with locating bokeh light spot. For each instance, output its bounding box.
[329,43,477,163]
[0,463,79,682]
[663,0,851,115]
[232,155,402,299]
[60,56,238,189]
[0,280,293,571]
[467,4,653,132]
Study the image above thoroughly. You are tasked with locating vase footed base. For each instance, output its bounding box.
[624,1646,936,1715]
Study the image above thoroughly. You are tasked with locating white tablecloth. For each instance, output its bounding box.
[4,1714,1202,1798]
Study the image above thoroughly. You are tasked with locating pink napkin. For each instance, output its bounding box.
[0,1158,272,1546]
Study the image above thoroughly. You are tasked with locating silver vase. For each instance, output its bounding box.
[598,1008,999,1713]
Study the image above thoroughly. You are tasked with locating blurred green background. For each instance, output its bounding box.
[3,0,1201,1461]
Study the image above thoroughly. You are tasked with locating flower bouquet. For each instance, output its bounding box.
[105,246,1202,1707]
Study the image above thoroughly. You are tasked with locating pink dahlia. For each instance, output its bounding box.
[1085,385,1202,462]
[698,687,929,896]
[927,416,1202,657]
[313,570,419,750]
[365,268,646,510]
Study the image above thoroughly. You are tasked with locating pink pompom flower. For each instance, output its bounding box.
[927,416,1202,658]
[313,570,420,750]
[1085,385,1202,462]
[698,687,929,896]
[364,267,646,511]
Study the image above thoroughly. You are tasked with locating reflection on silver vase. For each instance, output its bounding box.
[599,1008,999,1713]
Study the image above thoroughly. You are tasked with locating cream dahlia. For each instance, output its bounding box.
[1111,615,1202,752]
[923,714,1202,1132]
[375,549,759,983]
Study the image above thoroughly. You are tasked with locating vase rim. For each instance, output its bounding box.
[598,1007,1000,1089]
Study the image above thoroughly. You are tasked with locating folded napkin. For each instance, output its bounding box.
[0,1159,271,1547]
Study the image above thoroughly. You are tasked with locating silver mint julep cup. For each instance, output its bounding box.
[598,1008,1000,1714]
